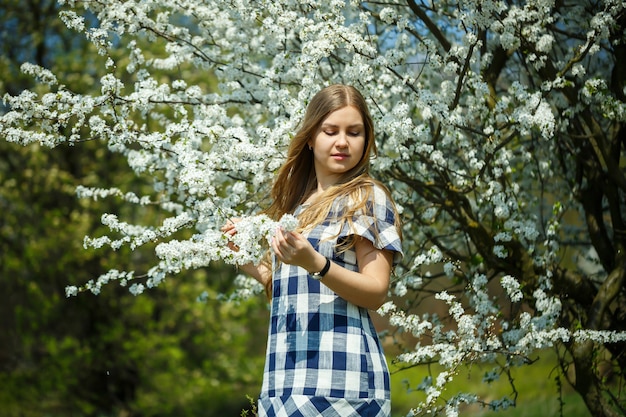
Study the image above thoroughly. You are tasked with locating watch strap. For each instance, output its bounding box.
[311,257,331,280]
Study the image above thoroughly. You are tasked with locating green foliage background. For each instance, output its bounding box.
[0,1,268,415]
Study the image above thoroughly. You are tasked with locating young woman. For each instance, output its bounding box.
[222,84,403,416]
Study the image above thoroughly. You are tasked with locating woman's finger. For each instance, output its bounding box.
[222,226,236,237]
[282,230,297,246]
[271,236,286,261]
[274,226,288,248]
[221,218,240,232]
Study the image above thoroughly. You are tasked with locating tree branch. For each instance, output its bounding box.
[406,0,451,52]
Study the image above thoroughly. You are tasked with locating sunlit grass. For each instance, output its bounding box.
[389,349,591,417]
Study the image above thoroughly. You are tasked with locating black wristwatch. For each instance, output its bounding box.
[311,257,331,281]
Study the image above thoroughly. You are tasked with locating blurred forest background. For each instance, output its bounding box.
[0,1,594,417]
[0,1,269,415]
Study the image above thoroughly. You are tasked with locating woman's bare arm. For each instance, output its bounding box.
[272,228,392,310]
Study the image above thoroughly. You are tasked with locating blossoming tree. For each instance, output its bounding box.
[2,0,625,415]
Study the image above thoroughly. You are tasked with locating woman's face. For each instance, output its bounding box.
[309,105,366,188]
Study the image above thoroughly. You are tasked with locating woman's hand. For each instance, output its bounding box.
[274,226,393,310]
[220,218,271,286]
[271,227,327,274]
[220,218,240,252]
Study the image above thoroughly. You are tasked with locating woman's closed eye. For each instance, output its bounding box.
[324,130,362,136]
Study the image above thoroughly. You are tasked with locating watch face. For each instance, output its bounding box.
[311,258,330,280]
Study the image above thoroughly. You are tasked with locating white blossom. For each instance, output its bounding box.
[501,275,523,302]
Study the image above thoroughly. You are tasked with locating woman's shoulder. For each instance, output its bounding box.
[332,178,397,219]
[355,179,395,207]
[339,179,404,257]
[370,180,393,199]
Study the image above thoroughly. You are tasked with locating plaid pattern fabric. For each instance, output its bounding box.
[259,396,390,417]
[259,184,403,417]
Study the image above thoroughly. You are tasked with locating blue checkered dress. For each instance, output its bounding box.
[258,184,403,417]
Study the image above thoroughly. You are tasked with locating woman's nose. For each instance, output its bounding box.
[336,132,348,146]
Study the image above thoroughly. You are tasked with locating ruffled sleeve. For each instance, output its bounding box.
[338,184,403,265]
